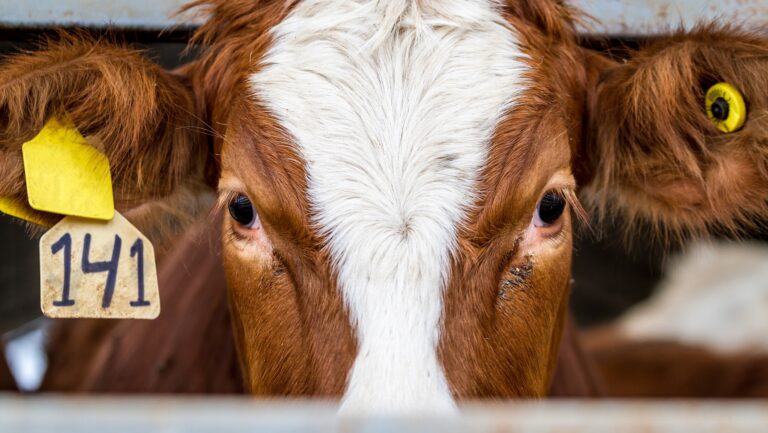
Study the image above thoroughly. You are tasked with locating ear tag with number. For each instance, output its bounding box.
[40,211,160,319]
[22,117,114,220]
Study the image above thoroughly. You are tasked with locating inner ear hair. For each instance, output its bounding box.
[580,25,768,245]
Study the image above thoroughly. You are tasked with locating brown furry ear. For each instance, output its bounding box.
[581,26,768,242]
[0,33,212,248]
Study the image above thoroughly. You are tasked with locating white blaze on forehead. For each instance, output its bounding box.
[250,0,527,414]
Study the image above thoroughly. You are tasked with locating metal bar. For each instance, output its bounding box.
[1,396,767,433]
[575,0,768,36]
[1,1,768,35]
[0,0,196,29]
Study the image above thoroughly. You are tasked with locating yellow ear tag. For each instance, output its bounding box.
[0,196,54,227]
[39,211,160,319]
[22,118,114,220]
[706,82,747,133]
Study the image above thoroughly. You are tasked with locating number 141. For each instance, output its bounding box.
[50,233,151,309]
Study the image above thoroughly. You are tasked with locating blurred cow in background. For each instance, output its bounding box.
[586,241,768,398]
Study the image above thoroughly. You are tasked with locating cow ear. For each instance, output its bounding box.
[580,26,768,242]
[0,34,212,248]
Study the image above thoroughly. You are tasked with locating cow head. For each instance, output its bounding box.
[1,0,768,414]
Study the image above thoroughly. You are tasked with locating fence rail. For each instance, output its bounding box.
[1,1,768,35]
[1,396,767,433]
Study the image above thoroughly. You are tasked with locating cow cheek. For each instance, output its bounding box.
[442,232,573,398]
[495,233,573,396]
[221,242,312,395]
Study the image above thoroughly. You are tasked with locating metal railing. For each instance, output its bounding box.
[1,1,768,35]
[1,396,767,432]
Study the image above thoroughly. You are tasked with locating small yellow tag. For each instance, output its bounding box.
[0,196,53,226]
[40,211,160,319]
[22,118,114,220]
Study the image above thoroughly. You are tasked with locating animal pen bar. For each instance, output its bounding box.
[2,0,768,34]
[1,0,768,431]
[2,397,768,432]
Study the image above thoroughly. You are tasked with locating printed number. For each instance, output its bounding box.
[82,234,122,308]
[129,239,150,307]
[51,233,150,309]
[50,233,75,306]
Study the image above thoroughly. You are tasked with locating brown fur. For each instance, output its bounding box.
[549,316,604,397]
[3,0,768,402]
[182,0,296,167]
[583,26,768,243]
[584,329,768,398]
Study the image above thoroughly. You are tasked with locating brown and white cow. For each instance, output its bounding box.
[2,0,768,413]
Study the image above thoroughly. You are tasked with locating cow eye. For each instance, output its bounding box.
[705,82,746,133]
[228,194,256,227]
[536,191,566,226]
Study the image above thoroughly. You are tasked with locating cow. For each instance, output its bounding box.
[584,241,768,398]
[2,0,768,414]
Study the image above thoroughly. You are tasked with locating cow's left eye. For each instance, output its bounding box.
[535,191,566,227]
[228,194,257,227]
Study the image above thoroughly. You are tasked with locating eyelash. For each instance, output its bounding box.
[215,191,240,216]
[547,188,587,225]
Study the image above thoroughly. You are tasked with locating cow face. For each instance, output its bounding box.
[209,0,583,412]
[2,0,768,415]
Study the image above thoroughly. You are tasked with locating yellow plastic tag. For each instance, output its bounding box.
[0,196,53,227]
[705,82,747,133]
[22,118,114,220]
[40,211,160,319]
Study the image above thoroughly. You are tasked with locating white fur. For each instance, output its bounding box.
[619,242,768,355]
[250,0,527,414]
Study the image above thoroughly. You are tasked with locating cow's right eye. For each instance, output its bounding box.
[228,194,256,227]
